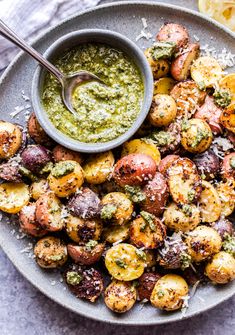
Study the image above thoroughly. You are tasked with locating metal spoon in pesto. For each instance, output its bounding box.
[0,19,104,117]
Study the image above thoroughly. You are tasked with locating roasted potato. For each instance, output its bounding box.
[158,155,180,176]
[130,213,166,249]
[150,274,189,311]
[221,152,235,180]
[35,192,64,231]
[163,202,200,232]
[198,180,222,222]
[105,243,145,281]
[30,179,49,200]
[154,77,175,95]
[220,103,235,134]
[27,113,53,147]
[194,95,223,134]
[170,80,206,118]
[157,23,189,50]
[48,160,84,197]
[52,144,83,164]
[101,192,133,225]
[0,182,30,214]
[220,73,235,103]
[21,145,51,174]
[144,48,170,79]
[102,223,130,244]
[183,263,207,286]
[141,172,169,216]
[121,139,161,165]
[171,43,200,81]
[205,251,235,284]
[211,218,234,240]
[105,280,137,313]
[181,118,213,154]
[193,150,220,180]
[65,214,103,243]
[83,151,114,184]
[167,157,202,204]
[145,250,157,268]
[67,242,105,265]
[0,160,22,182]
[19,203,47,237]
[113,154,157,187]
[137,272,161,301]
[216,181,235,217]
[186,225,222,262]
[0,121,22,159]
[191,56,223,88]
[67,187,101,219]
[64,264,103,302]
[34,236,68,268]
[158,233,191,269]
[149,94,177,127]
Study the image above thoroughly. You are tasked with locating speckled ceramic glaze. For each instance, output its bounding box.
[0,1,234,326]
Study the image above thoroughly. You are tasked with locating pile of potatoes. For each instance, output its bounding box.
[0,21,235,314]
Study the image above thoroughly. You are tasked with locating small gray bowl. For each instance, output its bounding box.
[31,29,153,153]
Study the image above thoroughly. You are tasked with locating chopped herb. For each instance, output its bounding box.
[85,240,98,251]
[144,130,174,147]
[157,289,165,299]
[180,252,191,270]
[115,258,127,269]
[135,249,147,261]
[100,204,117,220]
[150,42,176,60]
[132,280,139,288]
[187,190,196,202]
[181,119,190,131]
[43,241,50,248]
[49,254,64,261]
[182,204,193,217]
[19,166,38,182]
[40,162,53,175]
[66,271,83,286]
[191,128,210,148]
[140,211,156,231]
[230,157,235,169]
[140,221,147,232]
[222,235,235,257]
[197,81,206,91]
[51,161,76,179]
[125,185,146,203]
[213,89,231,108]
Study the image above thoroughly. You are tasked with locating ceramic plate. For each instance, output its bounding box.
[0,1,234,325]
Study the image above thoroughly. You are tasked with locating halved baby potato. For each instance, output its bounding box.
[198,180,221,222]
[191,56,223,87]
[149,94,177,127]
[0,121,22,159]
[83,151,114,184]
[154,77,175,95]
[216,181,235,217]
[220,103,235,134]
[144,48,170,79]
[102,223,130,244]
[220,74,235,103]
[0,182,30,214]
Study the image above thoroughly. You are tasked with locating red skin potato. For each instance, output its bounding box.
[157,23,189,50]
[52,145,83,164]
[113,153,157,187]
[67,243,105,265]
[194,95,223,134]
[19,203,48,237]
[221,152,235,180]
[137,272,161,301]
[158,155,180,176]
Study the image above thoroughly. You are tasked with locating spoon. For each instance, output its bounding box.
[0,19,104,117]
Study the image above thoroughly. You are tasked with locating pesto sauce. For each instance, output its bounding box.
[42,43,144,143]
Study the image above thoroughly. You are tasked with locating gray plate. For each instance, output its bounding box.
[0,1,234,326]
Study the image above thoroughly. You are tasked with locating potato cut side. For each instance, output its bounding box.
[154,77,175,95]
[220,74,235,103]
[191,56,223,87]
[0,182,30,214]
[198,180,221,222]
[216,181,235,217]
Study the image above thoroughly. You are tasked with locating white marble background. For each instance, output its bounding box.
[0,0,234,334]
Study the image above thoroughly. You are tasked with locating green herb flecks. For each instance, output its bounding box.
[85,240,98,251]
[191,128,210,148]
[213,89,231,108]
[49,254,64,261]
[150,42,176,60]
[140,211,156,231]
[101,204,117,220]
[229,156,235,169]
[135,249,147,261]
[144,130,174,147]
[40,162,53,175]
[157,289,165,299]
[19,166,38,182]
[222,235,235,257]
[197,81,206,91]
[51,161,75,179]
[180,252,191,270]
[115,258,127,269]
[187,190,196,202]
[66,271,83,286]
[182,204,193,217]
[124,185,146,203]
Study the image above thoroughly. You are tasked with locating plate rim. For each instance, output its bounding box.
[0,1,234,326]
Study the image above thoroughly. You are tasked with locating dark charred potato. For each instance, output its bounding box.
[64,264,103,302]
[158,155,180,176]
[67,187,101,219]
[221,152,235,180]
[193,150,220,180]
[141,172,169,216]
[130,214,166,249]
[183,263,207,286]
[21,145,51,174]
[19,202,47,237]
[211,218,234,240]
[157,23,189,50]
[27,113,53,147]
[137,272,161,301]
[34,236,68,268]
[0,160,22,182]
[35,192,64,231]
[113,153,157,187]
[67,243,105,265]
[52,144,83,164]
[0,121,23,159]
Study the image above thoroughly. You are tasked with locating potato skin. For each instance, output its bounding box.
[186,226,222,262]
[105,280,137,313]
[19,203,47,237]
[0,121,22,159]
[130,215,166,249]
[0,160,22,182]
[30,179,49,200]
[193,150,220,180]
[34,236,68,268]
[211,218,234,240]
[163,202,200,232]
[141,172,169,216]
[158,155,180,176]
[67,187,101,219]
[83,151,114,184]
[27,113,53,147]
[144,48,170,79]
[149,94,177,127]
[137,273,161,301]
[150,274,189,311]
[67,243,105,265]
[113,153,157,187]
[221,153,235,180]
[52,144,83,164]
[157,23,189,50]
[64,264,103,302]
[205,251,235,284]
[21,145,51,174]
[35,192,64,231]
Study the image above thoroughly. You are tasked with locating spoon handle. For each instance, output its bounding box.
[0,19,64,82]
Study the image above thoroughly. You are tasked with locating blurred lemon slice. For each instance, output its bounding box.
[198,0,235,32]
